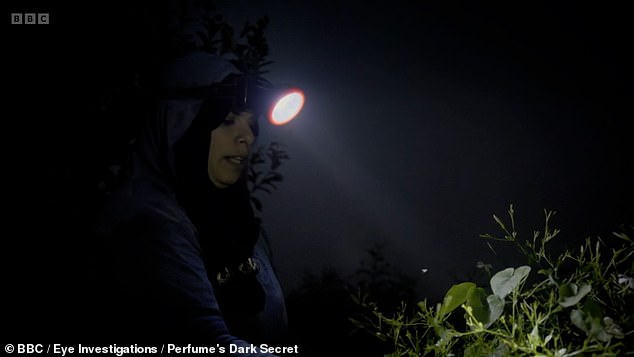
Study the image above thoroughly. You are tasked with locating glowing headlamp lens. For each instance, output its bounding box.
[269,89,305,126]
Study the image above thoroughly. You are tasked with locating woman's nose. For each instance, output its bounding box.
[236,120,255,146]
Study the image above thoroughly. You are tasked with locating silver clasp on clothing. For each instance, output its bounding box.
[216,267,232,285]
[238,257,258,274]
[215,258,258,286]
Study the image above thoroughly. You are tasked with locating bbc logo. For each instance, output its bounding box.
[11,13,50,25]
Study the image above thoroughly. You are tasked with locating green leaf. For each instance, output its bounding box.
[490,266,531,299]
[603,317,625,339]
[612,231,632,242]
[417,301,427,312]
[493,214,507,231]
[466,287,487,312]
[570,309,587,332]
[570,300,612,342]
[465,287,504,328]
[486,294,504,326]
[558,283,591,307]
[440,282,476,317]
[492,343,510,357]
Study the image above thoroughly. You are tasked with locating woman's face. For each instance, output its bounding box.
[207,111,255,188]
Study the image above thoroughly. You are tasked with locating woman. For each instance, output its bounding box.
[92,52,287,353]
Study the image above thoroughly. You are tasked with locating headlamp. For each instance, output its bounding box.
[267,88,305,126]
[163,75,305,127]
[236,76,305,126]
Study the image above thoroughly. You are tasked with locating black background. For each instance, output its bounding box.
[5,0,633,344]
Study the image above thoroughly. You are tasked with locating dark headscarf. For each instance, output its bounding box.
[172,95,264,315]
[127,53,265,316]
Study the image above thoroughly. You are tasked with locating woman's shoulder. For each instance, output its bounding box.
[94,178,194,241]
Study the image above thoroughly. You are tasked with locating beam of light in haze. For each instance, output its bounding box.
[263,95,442,289]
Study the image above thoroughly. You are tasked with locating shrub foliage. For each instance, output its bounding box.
[353,205,633,356]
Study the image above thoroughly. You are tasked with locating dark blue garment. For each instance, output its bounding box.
[93,179,286,349]
[90,97,287,356]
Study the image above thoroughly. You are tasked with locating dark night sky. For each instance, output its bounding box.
[216,1,633,300]
[6,1,633,303]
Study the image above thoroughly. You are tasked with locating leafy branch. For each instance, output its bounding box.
[189,5,273,86]
[353,206,634,356]
[247,142,290,213]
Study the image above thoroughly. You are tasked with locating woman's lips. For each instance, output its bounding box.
[226,156,247,165]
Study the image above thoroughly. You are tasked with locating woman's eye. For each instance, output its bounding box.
[222,118,235,126]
